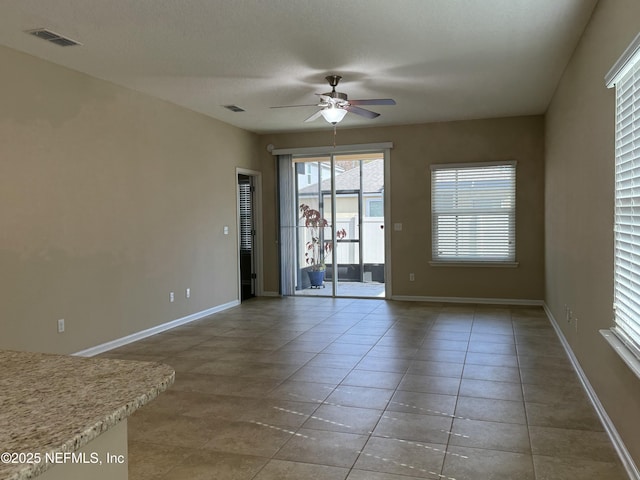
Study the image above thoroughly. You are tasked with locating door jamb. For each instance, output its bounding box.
[383,148,392,299]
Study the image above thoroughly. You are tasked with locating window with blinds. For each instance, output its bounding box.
[607,33,640,360]
[431,162,516,263]
[239,182,253,252]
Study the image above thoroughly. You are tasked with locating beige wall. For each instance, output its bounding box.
[260,115,545,300]
[0,46,260,354]
[545,0,640,465]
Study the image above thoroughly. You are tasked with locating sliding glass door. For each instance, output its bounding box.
[289,152,385,298]
[295,155,333,295]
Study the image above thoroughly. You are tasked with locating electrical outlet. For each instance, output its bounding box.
[169,292,175,303]
[566,306,575,325]
[409,273,415,281]
[57,319,65,333]
[186,288,191,299]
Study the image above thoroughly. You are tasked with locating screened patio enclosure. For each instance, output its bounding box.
[279,152,386,298]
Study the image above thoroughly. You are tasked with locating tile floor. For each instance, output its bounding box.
[100,297,629,480]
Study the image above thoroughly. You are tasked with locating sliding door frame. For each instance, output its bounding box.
[272,143,393,299]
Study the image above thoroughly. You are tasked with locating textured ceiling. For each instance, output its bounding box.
[0,0,598,134]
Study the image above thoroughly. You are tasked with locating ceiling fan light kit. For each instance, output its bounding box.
[272,75,396,126]
[320,105,348,124]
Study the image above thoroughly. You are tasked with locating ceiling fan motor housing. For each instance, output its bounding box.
[327,91,348,101]
[323,75,348,103]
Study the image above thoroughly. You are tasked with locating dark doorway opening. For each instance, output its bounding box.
[238,174,255,301]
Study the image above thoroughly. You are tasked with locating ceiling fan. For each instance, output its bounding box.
[271,75,396,125]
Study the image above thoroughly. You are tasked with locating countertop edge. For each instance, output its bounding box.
[7,364,175,480]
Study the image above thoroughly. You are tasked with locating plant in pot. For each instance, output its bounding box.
[299,204,347,288]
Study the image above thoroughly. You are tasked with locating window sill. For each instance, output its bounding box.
[600,329,640,380]
[429,261,519,268]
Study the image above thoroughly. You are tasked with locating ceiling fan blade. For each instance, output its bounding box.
[304,110,324,122]
[349,99,396,106]
[345,105,380,119]
[270,104,320,109]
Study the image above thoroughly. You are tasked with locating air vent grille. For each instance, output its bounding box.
[223,105,245,113]
[26,29,82,47]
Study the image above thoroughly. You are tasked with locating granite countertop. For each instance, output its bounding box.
[0,350,174,480]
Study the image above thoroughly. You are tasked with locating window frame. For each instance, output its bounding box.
[602,32,640,378]
[430,161,517,267]
[365,198,384,217]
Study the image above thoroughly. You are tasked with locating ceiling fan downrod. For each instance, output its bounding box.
[324,75,348,101]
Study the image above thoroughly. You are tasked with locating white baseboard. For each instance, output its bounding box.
[544,303,640,480]
[391,295,544,306]
[73,300,240,357]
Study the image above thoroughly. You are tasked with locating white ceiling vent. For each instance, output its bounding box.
[223,105,245,113]
[26,28,82,47]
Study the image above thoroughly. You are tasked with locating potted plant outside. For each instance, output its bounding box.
[299,204,347,287]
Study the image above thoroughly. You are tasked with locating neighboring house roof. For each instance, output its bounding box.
[300,159,384,195]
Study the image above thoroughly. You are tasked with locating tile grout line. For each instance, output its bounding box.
[514,309,539,480]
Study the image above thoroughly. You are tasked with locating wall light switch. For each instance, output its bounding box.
[394,223,403,231]
[169,292,175,303]
[57,319,65,333]
[223,226,229,235]
[186,288,191,299]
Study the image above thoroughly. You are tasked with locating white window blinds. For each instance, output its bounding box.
[609,33,640,358]
[431,162,516,263]
[239,182,253,252]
